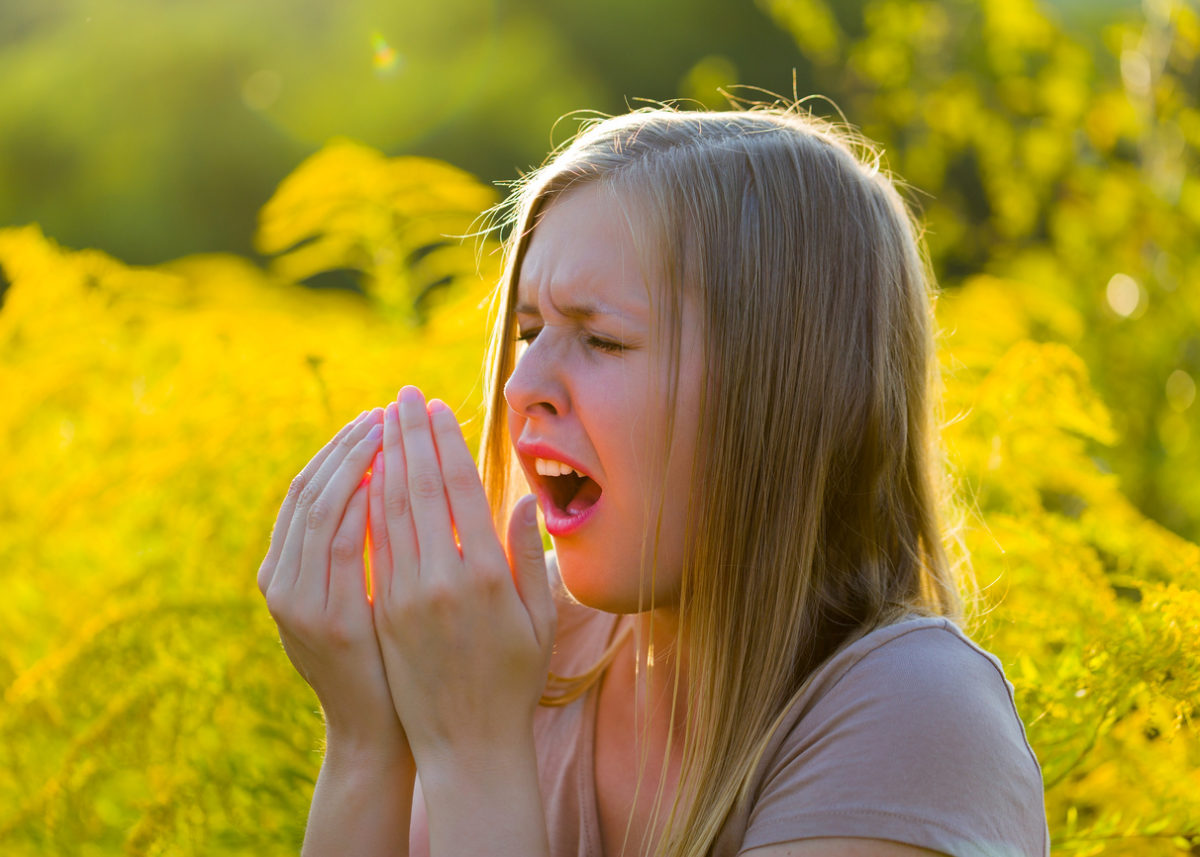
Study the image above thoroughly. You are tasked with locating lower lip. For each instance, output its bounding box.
[538,491,603,537]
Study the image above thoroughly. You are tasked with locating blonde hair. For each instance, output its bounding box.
[478,101,969,856]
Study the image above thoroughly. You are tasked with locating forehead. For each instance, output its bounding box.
[515,185,658,317]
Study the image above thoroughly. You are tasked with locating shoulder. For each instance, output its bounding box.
[740,616,1048,857]
[803,617,1039,758]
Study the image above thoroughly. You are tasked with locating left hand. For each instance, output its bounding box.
[369,386,557,770]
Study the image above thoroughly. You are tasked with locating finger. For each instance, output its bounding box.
[382,399,419,595]
[328,477,371,613]
[506,494,555,647]
[397,385,458,576]
[259,409,369,596]
[427,399,503,569]
[272,410,381,594]
[297,419,385,604]
[367,450,390,604]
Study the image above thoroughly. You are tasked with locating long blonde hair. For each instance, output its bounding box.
[478,101,968,856]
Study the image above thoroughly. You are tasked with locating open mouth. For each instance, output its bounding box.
[543,470,603,516]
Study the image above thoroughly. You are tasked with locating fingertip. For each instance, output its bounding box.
[509,495,542,553]
[518,494,539,528]
[427,398,451,416]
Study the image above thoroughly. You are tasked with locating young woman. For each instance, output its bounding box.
[257,104,1049,857]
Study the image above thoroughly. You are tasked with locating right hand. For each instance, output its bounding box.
[258,408,410,759]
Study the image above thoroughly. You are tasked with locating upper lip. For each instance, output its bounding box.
[515,439,597,485]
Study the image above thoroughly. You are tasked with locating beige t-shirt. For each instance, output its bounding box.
[411,571,1049,857]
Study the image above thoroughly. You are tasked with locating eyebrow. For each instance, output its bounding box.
[514,297,633,321]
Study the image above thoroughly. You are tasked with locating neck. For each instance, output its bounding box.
[623,606,689,738]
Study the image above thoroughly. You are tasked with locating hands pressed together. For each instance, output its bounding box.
[257,387,556,856]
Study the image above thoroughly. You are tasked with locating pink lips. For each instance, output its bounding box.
[515,439,603,537]
[539,489,604,537]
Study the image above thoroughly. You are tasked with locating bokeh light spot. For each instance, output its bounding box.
[242,69,283,111]
[1121,49,1151,96]
[371,30,402,75]
[1105,272,1142,317]
[1166,369,1196,412]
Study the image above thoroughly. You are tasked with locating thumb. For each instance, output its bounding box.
[507,494,555,647]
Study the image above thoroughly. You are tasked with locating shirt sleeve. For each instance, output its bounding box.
[739,623,1049,857]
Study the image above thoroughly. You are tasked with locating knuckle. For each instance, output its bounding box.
[256,562,273,596]
[477,572,506,599]
[287,474,306,499]
[264,589,292,624]
[306,499,332,531]
[330,535,359,564]
[444,464,481,492]
[323,619,355,649]
[409,470,444,499]
[297,481,323,510]
[384,489,411,518]
[423,580,458,611]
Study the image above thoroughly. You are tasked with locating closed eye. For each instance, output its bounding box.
[584,335,625,354]
[515,327,625,355]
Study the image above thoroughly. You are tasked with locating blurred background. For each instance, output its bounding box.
[1,0,1198,853]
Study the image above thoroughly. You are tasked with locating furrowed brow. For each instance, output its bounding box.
[515,297,629,321]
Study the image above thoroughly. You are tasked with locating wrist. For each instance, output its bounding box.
[419,729,549,857]
[323,726,414,776]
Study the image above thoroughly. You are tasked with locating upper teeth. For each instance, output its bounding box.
[535,457,581,477]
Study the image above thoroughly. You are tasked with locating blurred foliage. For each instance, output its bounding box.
[756,0,1200,545]
[0,0,794,264]
[1,0,1198,854]
[0,148,496,854]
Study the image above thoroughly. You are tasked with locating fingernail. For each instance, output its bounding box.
[427,398,450,415]
[523,495,539,525]
[366,423,384,441]
[399,385,423,405]
[385,401,398,422]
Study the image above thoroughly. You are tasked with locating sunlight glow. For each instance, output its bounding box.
[1105,273,1142,318]
[242,69,283,111]
[371,31,401,74]
[1166,369,1196,413]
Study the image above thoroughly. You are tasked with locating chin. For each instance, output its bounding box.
[554,547,677,614]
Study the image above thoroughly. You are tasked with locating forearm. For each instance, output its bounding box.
[418,729,549,857]
[302,737,416,857]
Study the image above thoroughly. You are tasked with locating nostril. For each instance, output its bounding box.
[504,379,562,418]
[503,352,566,417]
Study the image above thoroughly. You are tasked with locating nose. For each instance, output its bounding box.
[503,336,568,419]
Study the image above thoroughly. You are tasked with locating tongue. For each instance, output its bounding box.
[565,477,602,516]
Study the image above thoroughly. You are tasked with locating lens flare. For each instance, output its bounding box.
[371,30,401,74]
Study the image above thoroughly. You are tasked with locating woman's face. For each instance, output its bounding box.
[504,184,704,614]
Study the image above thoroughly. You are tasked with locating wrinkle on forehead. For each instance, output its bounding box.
[514,183,658,324]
